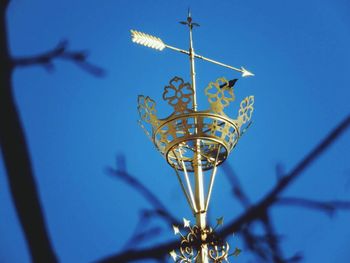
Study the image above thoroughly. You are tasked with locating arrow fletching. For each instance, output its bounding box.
[131,30,166,51]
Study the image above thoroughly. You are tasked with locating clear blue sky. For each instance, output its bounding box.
[1,0,350,262]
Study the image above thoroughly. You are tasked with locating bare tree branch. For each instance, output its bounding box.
[220,115,350,237]
[0,2,107,261]
[240,225,269,261]
[277,197,350,216]
[123,226,163,249]
[107,155,179,225]
[0,3,58,262]
[261,213,285,263]
[222,162,251,208]
[12,40,105,77]
[97,116,350,262]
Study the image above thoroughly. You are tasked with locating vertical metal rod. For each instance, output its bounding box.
[176,150,198,213]
[205,145,221,211]
[173,167,196,213]
[172,150,197,213]
[189,21,197,111]
[187,11,208,263]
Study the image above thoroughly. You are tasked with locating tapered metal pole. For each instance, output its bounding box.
[187,12,208,263]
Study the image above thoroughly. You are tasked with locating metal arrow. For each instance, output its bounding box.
[130,29,254,77]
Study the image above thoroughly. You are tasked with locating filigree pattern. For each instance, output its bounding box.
[238,95,254,125]
[163,76,193,113]
[137,95,159,127]
[137,76,253,172]
[170,218,239,262]
[205,77,235,114]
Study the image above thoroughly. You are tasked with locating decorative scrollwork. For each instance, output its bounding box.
[238,95,254,125]
[163,76,193,114]
[205,77,235,114]
[170,217,240,262]
[137,95,159,127]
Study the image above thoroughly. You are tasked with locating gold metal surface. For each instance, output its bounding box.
[133,11,254,263]
[131,30,166,50]
[169,218,240,262]
[137,76,254,173]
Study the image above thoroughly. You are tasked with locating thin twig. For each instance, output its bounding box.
[107,156,179,225]
[277,197,350,216]
[12,40,105,77]
[96,115,350,263]
[261,213,285,263]
[222,162,251,208]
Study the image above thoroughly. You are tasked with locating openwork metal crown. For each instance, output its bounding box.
[137,76,254,172]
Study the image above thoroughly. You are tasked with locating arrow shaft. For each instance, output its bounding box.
[194,54,243,73]
[164,44,189,55]
[164,44,243,74]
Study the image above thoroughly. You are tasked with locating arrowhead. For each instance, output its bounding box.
[233,247,242,257]
[216,216,224,226]
[169,250,178,261]
[183,218,191,228]
[173,225,180,235]
[241,67,254,77]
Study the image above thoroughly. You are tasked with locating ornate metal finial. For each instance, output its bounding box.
[180,8,200,28]
[170,217,242,262]
[132,11,254,263]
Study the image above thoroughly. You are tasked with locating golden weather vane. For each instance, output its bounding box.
[131,10,254,263]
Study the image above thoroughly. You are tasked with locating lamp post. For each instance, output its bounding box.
[133,11,254,263]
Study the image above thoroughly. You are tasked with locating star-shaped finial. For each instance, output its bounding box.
[233,247,242,257]
[173,225,180,235]
[216,216,224,226]
[170,250,178,261]
[183,218,191,228]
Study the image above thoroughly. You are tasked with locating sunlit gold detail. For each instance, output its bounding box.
[137,76,254,172]
[204,78,235,114]
[241,66,254,77]
[237,95,254,125]
[133,12,253,263]
[163,77,193,113]
[170,218,239,262]
[130,29,254,77]
[137,95,159,128]
[131,30,166,51]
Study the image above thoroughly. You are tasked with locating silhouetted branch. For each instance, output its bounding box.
[222,162,251,208]
[220,115,350,237]
[0,2,58,262]
[0,2,108,261]
[241,225,269,260]
[107,155,179,225]
[97,241,178,263]
[261,214,285,263]
[277,197,350,216]
[12,40,105,77]
[275,162,286,181]
[97,115,350,262]
[123,226,163,249]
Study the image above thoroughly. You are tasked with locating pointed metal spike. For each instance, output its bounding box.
[173,225,180,235]
[241,67,254,77]
[216,216,224,226]
[170,250,177,261]
[183,218,190,228]
[233,247,242,257]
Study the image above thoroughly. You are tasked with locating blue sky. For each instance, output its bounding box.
[1,0,350,262]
